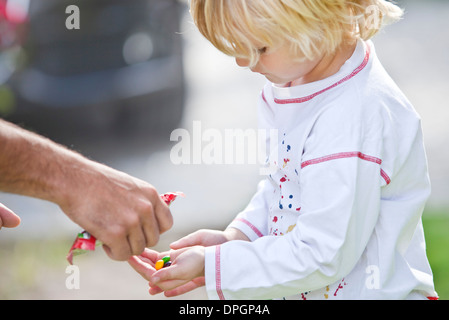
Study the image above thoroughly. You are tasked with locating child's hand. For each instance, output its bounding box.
[128,247,206,297]
[150,246,205,297]
[170,228,249,250]
[129,229,249,297]
[128,248,166,282]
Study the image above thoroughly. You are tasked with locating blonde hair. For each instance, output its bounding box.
[190,0,403,66]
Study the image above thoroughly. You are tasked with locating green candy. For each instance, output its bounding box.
[162,256,171,263]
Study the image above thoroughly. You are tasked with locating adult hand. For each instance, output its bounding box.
[0,202,21,229]
[0,119,173,261]
[58,161,173,261]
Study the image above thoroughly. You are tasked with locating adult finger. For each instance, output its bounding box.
[139,248,162,263]
[127,220,147,256]
[102,235,132,261]
[153,195,173,234]
[0,203,21,229]
[140,202,160,248]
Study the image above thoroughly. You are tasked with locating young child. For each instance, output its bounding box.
[129,0,438,300]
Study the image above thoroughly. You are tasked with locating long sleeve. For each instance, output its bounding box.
[226,179,272,241]
[226,89,276,240]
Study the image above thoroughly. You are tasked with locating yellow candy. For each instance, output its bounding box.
[155,260,165,270]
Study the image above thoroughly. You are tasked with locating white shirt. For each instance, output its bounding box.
[204,39,438,300]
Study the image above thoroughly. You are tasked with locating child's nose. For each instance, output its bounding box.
[235,57,250,67]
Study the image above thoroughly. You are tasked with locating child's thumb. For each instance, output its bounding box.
[170,233,200,249]
[150,263,183,286]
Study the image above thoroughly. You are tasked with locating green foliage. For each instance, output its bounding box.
[423,210,449,300]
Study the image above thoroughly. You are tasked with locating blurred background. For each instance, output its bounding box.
[0,0,447,300]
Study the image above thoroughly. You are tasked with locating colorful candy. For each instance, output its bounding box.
[164,261,172,268]
[155,260,164,270]
[155,256,172,270]
[66,192,184,265]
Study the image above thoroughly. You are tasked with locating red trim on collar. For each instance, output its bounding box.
[274,45,371,105]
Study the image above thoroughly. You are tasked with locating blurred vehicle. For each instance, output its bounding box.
[0,0,28,116]
[1,0,185,138]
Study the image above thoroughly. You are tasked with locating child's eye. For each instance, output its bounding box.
[258,47,268,54]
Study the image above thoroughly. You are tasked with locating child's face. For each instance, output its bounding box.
[235,42,322,85]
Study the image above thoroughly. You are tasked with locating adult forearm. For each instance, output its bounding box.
[0,119,84,204]
[0,119,174,260]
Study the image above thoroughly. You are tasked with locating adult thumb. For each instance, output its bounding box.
[0,203,21,229]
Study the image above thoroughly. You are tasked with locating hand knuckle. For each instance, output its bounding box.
[138,200,154,214]
[147,233,159,247]
[145,186,159,200]
[110,225,127,239]
[127,214,141,229]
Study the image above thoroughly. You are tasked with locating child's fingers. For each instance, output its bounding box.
[170,229,229,249]
[164,277,205,297]
[150,264,190,291]
[127,255,156,281]
[148,284,163,295]
[155,278,190,292]
[151,263,179,283]
[149,246,204,292]
[131,248,189,286]
[170,231,202,249]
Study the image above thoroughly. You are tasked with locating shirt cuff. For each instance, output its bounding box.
[227,218,264,242]
[204,245,225,300]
